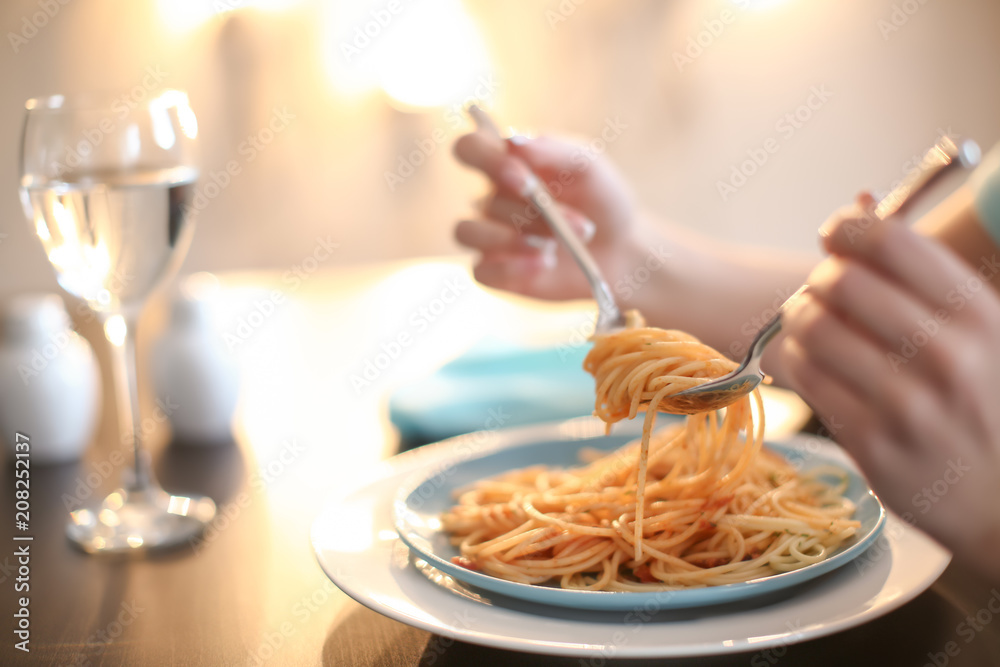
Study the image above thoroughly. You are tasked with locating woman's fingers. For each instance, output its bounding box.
[456,133,593,198]
[817,210,1000,392]
[455,133,600,242]
[456,218,558,265]
[805,257,954,390]
[473,251,553,295]
[805,257,935,351]
[779,337,899,472]
[506,135,588,177]
[820,202,978,312]
[481,194,596,241]
[454,218,517,252]
[782,291,890,401]
[454,132,534,196]
[480,194,549,236]
[782,292,949,449]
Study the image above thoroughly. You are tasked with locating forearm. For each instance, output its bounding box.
[621,182,1000,383]
[618,214,815,372]
[913,185,1000,292]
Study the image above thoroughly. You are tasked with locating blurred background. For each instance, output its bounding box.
[2,0,999,295]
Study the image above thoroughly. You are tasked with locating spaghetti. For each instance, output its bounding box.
[441,317,859,590]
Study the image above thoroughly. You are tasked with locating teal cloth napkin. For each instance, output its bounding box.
[389,339,595,447]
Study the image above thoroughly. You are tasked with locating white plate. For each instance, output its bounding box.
[312,418,950,658]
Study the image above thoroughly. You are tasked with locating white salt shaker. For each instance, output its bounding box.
[0,294,102,464]
[152,274,240,445]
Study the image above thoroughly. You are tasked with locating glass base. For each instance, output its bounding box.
[67,486,216,554]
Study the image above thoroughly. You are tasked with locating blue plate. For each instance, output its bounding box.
[394,420,886,611]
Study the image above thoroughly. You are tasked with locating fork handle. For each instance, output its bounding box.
[468,105,624,332]
[524,182,623,332]
[875,137,980,220]
[749,138,979,367]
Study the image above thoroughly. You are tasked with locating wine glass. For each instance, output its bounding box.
[19,91,216,553]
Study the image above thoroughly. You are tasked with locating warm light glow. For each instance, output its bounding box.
[44,194,112,299]
[313,497,377,553]
[158,0,303,33]
[167,495,193,516]
[104,315,127,347]
[70,509,94,526]
[151,90,199,141]
[98,509,121,527]
[174,94,199,139]
[252,0,302,11]
[151,111,176,150]
[106,491,124,510]
[157,0,214,33]
[77,240,114,307]
[180,271,222,300]
[734,0,794,10]
[377,0,492,110]
[325,0,493,110]
[52,199,76,241]
[33,215,50,242]
[127,535,144,549]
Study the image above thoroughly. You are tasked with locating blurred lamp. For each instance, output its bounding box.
[733,0,793,10]
[325,0,492,111]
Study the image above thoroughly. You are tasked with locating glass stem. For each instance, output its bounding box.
[106,311,150,493]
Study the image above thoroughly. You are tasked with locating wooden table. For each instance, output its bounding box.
[2,259,999,666]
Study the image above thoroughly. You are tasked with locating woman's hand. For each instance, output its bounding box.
[778,193,1000,581]
[451,126,820,357]
[452,130,643,301]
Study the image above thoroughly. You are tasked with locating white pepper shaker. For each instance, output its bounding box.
[152,274,240,445]
[0,294,102,464]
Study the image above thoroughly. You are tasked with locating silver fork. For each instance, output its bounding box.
[468,105,627,335]
[667,136,982,414]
